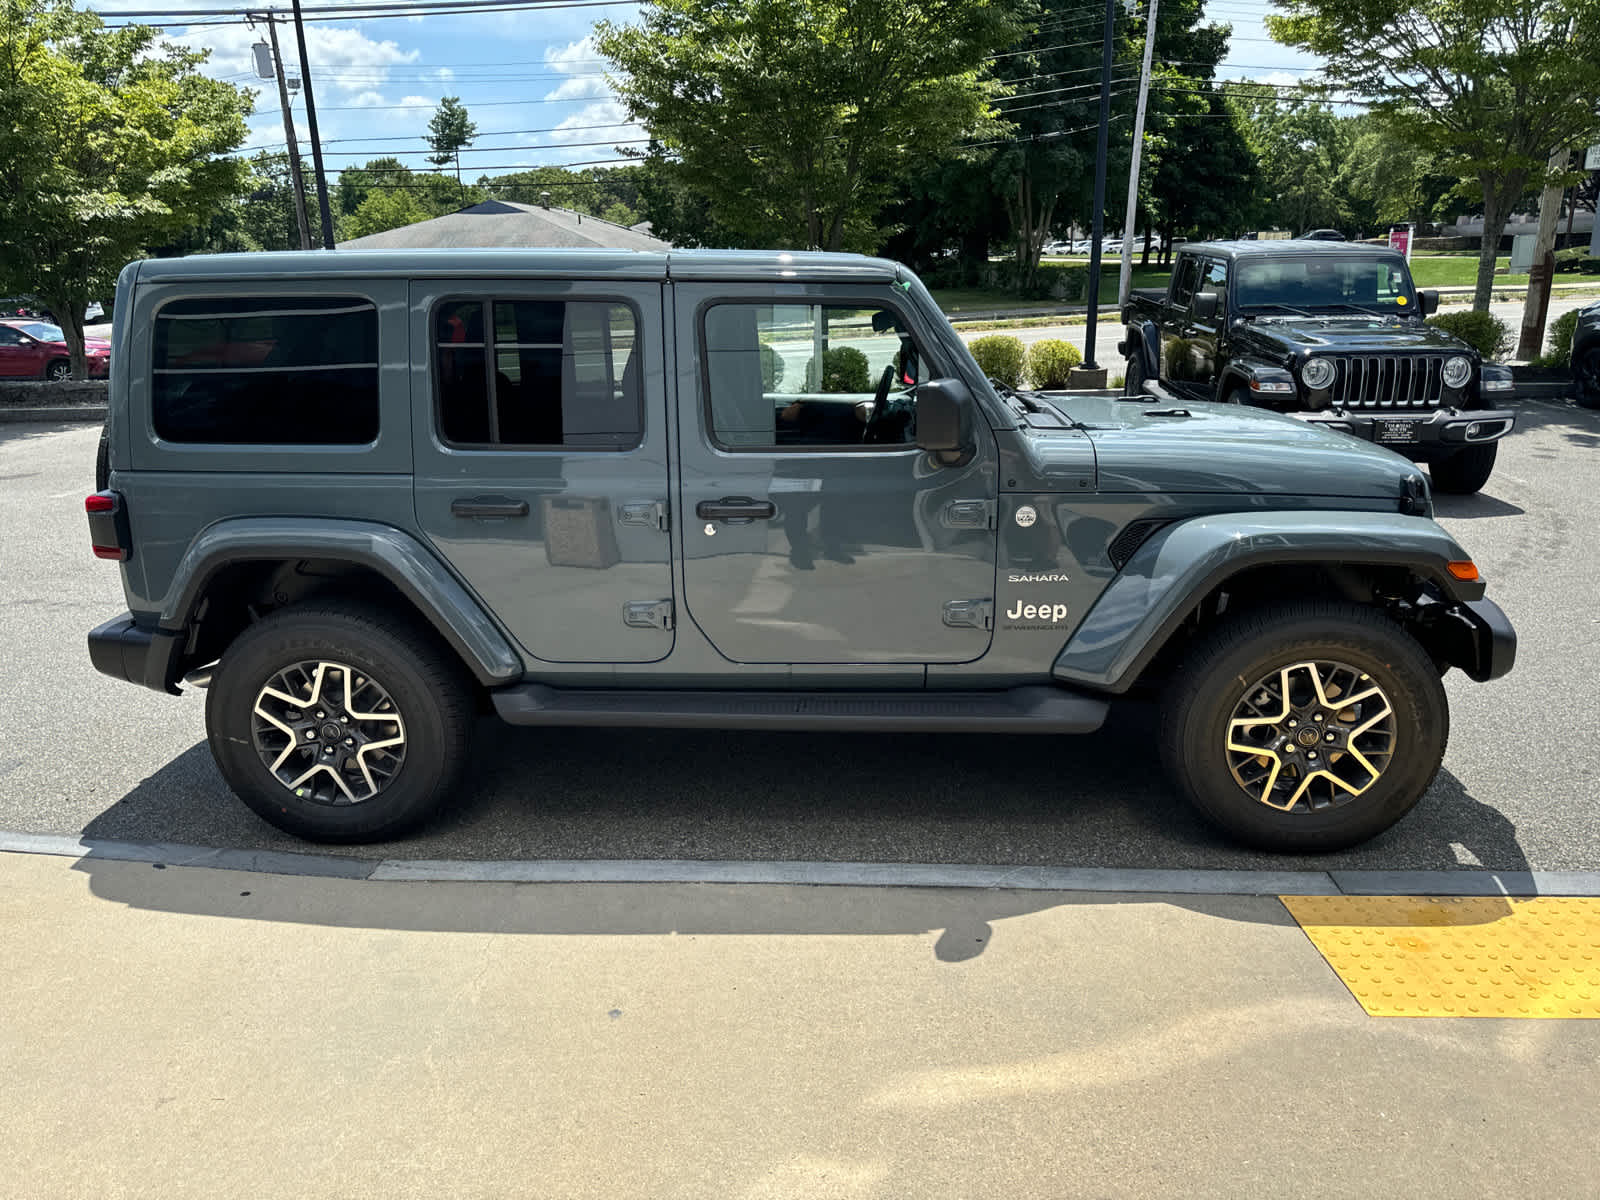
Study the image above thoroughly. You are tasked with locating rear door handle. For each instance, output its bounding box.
[696,497,776,521]
[451,495,529,519]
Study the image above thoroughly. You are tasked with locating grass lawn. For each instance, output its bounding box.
[1408,255,1526,288]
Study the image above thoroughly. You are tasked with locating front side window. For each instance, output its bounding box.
[1171,258,1201,307]
[152,296,379,444]
[703,302,924,449]
[434,298,641,449]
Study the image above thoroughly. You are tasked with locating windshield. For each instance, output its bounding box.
[19,322,64,341]
[1234,256,1417,314]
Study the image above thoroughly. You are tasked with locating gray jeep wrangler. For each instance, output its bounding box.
[86,249,1515,851]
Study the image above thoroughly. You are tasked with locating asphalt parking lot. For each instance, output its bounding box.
[1,399,1596,872]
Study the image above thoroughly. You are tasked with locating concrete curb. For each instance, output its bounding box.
[0,405,106,424]
[4,830,1599,896]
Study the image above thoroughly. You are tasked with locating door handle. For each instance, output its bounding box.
[696,497,776,521]
[451,495,529,519]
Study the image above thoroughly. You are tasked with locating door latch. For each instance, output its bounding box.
[624,599,674,631]
[942,598,994,630]
[618,500,670,531]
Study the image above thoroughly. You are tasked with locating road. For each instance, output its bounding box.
[1,398,1597,872]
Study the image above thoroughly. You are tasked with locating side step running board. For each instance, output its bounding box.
[491,683,1108,734]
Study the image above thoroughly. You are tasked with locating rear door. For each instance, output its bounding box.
[1159,255,1205,398]
[410,278,675,665]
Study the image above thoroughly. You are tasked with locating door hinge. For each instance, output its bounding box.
[942,598,994,630]
[624,598,674,631]
[942,498,997,530]
[619,500,670,531]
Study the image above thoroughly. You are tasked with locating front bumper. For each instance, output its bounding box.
[1297,406,1516,458]
[1436,597,1517,682]
[88,612,183,694]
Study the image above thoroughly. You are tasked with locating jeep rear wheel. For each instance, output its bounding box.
[206,603,472,842]
[1161,601,1447,851]
[1122,353,1145,398]
[1429,442,1497,494]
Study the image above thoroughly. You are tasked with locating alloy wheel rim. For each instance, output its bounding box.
[1224,659,1396,813]
[251,660,406,805]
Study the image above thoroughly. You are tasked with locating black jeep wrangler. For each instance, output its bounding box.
[1121,240,1516,494]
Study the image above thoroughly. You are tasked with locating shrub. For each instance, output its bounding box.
[758,342,784,389]
[1554,247,1600,275]
[1535,309,1580,368]
[1025,338,1083,389]
[984,260,1090,301]
[969,335,1025,388]
[1426,310,1510,359]
[804,345,871,393]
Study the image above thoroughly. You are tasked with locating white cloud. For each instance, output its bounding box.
[433,67,454,83]
[166,21,419,95]
[546,74,609,102]
[544,34,601,73]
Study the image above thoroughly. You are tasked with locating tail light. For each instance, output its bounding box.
[85,491,130,561]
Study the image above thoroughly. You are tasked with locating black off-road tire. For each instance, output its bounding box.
[95,424,110,491]
[1429,442,1498,494]
[206,602,473,842]
[1574,346,1600,410]
[1122,353,1145,398]
[1160,601,1448,852]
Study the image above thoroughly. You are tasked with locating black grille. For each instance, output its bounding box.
[1322,355,1445,409]
[1108,518,1169,569]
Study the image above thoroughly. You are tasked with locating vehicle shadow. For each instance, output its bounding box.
[1508,396,1600,450]
[70,706,1535,947]
[1431,492,1524,519]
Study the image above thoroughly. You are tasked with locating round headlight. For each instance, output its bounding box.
[1301,357,1335,390]
[1442,355,1472,389]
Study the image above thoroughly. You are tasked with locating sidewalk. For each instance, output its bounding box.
[4,848,1597,1199]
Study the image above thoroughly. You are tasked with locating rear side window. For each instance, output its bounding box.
[434,298,641,449]
[1171,258,1201,307]
[152,296,379,444]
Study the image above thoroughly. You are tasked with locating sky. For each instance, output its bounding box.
[84,0,1325,181]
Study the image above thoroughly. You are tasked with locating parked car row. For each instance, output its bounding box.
[0,319,112,380]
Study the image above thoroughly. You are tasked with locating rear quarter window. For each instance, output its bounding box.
[151,296,379,444]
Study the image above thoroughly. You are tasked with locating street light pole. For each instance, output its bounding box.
[1118,0,1158,309]
[1080,0,1117,377]
[289,0,336,249]
[262,14,312,250]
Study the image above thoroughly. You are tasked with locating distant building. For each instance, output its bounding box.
[336,198,670,251]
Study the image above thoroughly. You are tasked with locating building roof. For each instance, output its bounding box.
[335,198,672,251]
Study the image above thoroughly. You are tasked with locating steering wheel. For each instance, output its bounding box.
[861,364,897,442]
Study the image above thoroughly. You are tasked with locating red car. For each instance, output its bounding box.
[0,319,111,380]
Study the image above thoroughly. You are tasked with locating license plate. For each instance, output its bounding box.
[1376,418,1421,444]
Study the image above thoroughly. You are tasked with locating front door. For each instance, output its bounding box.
[410,278,675,664]
[672,283,998,665]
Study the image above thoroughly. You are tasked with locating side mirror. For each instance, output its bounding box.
[1191,291,1220,323]
[1418,289,1439,316]
[916,377,972,459]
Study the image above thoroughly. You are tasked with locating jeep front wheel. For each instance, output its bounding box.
[205,603,472,842]
[1429,443,1497,494]
[1161,601,1447,851]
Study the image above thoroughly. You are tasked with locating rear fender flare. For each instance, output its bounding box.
[159,518,523,687]
[1051,511,1483,693]
[1124,320,1160,379]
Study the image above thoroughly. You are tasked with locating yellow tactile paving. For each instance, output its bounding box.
[1281,895,1600,1018]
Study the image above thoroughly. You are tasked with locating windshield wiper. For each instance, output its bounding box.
[1244,303,1314,318]
[1331,302,1387,318]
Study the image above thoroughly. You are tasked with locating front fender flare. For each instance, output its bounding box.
[1052,511,1482,693]
[158,518,523,687]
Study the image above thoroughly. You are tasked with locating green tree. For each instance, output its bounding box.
[1150,89,1259,250]
[596,0,1028,251]
[1335,116,1456,230]
[1269,0,1600,310]
[340,186,431,241]
[0,0,251,375]
[1228,84,1353,234]
[425,95,477,196]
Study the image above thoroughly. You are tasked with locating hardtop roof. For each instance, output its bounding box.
[1179,239,1409,261]
[129,247,904,285]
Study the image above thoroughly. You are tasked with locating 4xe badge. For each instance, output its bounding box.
[1014,504,1037,528]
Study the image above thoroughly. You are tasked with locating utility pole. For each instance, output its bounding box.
[1118,0,1158,308]
[1074,0,1117,386]
[1516,147,1568,361]
[256,16,311,250]
[289,0,336,249]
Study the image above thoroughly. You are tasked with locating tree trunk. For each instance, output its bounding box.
[1474,182,1508,314]
[1141,221,1153,267]
[44,296,86,380]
